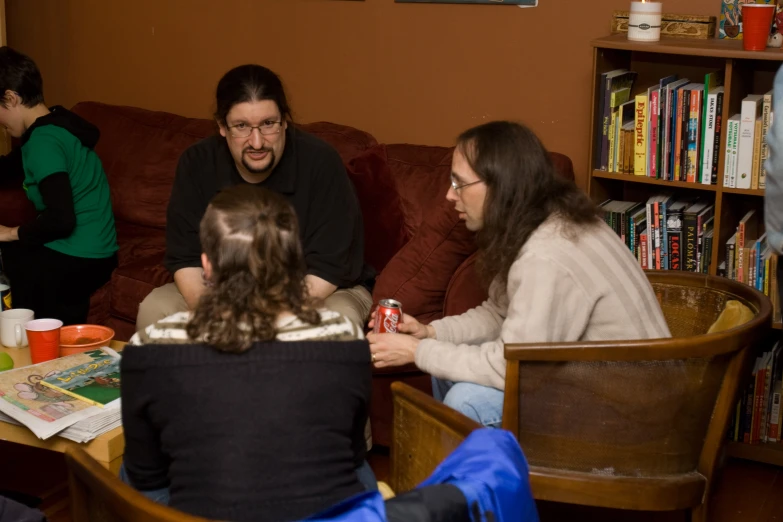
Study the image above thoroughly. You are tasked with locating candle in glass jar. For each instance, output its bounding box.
[628,1,663,42]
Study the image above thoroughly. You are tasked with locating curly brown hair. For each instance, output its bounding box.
[186,185,320,352]
[456,121,602,288]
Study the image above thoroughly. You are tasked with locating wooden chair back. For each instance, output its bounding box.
[502,271,771,517]
[64,446,212,522]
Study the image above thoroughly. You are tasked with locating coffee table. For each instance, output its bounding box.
[0,340,126,474]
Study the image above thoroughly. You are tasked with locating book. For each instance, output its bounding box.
[724,115,741,188]
[700,72,724,183]
[39,349,121,408]
[760,89,773,189]
[751,116,763,190]
[656,75,679,180]
[635,94,649,176]
[737,95,763,189]
[598,70,637,170]
[686,85,704,183]
[711,89,726,185]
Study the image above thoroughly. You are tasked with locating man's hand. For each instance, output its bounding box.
[305,274,337,300]
[0,226,19,242]
[367,332,419,368]
[174,267,206,310]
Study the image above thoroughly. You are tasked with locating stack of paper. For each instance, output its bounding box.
[0,348,122,442]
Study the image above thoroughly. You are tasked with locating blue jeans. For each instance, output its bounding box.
[119,460,378,506]
[432,377,504,428]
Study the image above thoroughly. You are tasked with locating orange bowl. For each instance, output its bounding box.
[59,324,115,357]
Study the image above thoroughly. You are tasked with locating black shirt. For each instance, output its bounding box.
[121,340,371,522]
[165,128,372,288]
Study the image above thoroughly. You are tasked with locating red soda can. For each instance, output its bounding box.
[374,299,402,334]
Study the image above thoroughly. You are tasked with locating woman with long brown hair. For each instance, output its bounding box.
[368,121,670,427]
[120,185,374,522]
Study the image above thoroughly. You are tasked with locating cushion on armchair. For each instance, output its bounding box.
[707,300,754,334]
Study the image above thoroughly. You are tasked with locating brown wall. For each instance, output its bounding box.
[7,0,719,188]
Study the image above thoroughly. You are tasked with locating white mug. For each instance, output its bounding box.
[0,309,34,348]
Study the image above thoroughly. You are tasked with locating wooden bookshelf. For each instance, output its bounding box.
[589,36,780,278]
[726,441,783,467]
[588,36,782,468]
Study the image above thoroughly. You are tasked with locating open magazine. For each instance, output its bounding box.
[0,348,121,440]
[39,350,121,407]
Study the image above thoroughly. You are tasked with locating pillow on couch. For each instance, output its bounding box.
[347,145,410,274]
[372,197,476,325]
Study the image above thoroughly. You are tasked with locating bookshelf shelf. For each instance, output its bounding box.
[592,170,718,192]
[592,34,783,62]
[726,441,783,467]
[721,187,765,197]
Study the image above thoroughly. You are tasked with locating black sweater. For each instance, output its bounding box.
[120,340,372,522]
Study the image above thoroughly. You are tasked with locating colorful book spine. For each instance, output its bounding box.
[761,90,773,189]
[635,94,648,176]
[650,90,659,179]
[711,90,725,185]
[737,95,762,189]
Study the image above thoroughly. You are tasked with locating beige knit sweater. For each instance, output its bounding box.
[415,215,672,390]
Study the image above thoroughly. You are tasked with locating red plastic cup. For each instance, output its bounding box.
[25,319,63,364]
[742,4,776,52]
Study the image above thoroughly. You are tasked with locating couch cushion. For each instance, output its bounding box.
[346,145,410,274]
[372,196,476,325]
[384,144,453,239]
[443,252,488,317]
[72,102,215,230]
[115,222,167,267]
[111,252,173,322]
[0,186,35,227]
[298,122,378,163]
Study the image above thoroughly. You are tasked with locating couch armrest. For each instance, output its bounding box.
[442,252,488,318]
[0,186,36,227]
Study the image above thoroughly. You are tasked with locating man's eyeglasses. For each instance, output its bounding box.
[227,121,283,139]
[450,177,484,192]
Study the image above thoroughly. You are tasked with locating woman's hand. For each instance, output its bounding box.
[367,332,419,369]
[367,309,435,340]
[0,226,19,242]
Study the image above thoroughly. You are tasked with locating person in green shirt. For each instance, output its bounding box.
[0,46,117,326]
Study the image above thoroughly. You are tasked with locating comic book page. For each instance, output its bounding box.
[0,349,117,439]
[40,350,121,408]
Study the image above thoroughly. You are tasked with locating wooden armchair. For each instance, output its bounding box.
[391,271,771,522]
[64,446,212,522]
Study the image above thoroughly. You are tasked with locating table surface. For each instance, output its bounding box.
[0,340,127,471]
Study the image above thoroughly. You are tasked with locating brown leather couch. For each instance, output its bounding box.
[0,102,575,445]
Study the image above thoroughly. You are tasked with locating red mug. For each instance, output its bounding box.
[742,4,776,52]
[25,319,63,364]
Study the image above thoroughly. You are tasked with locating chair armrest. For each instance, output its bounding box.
[390,382,480,493]
[65,447,210,522]
[503,330,756,362]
